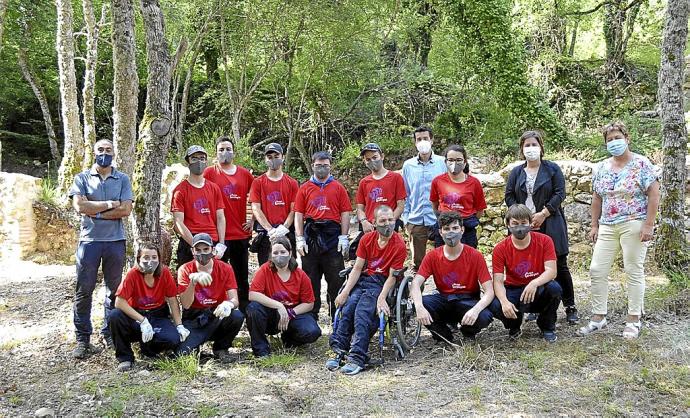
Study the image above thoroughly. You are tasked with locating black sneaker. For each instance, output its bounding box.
[565,307,579,325]
[117,361,133,372]
[508,328,522,341]
[525,313,537,322]
[213,349,235,364]
[72,342,102,359]
[542,331,558,343]
[102,334,115,350]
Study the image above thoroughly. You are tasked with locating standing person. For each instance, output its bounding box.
[327,206,407,375]
[410,211,495,343]
[203,136,255,311]
[246,237,322,357]
[171,145,226,267]
[176,233,245,362]
[294,151,352,319]
[579,122,660,339]
[430,144,486,248]
[249,143,299,265]
[401,127,447,272]
[505,131,579,324]
[490,204,561,343]
[109,242,188,372]
[69,139,133,358]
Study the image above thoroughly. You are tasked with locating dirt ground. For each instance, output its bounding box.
[0,259,688,417]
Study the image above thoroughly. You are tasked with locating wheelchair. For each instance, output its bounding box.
[333,265,422,362]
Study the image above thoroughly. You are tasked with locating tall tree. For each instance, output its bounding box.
[112,0,139,176]
[81,0,105,168]
[131,0,172,246]
[602,0,642,77]
[655,0,689,272]
[0,0,7,54]
[55,0,84,193]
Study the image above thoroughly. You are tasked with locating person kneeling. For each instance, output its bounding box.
[177,233,245,363]
[490,204,562,342]
[246,237,322,357]
[328,205,407,375]
[410,211,495,343]
[110,242,189,372]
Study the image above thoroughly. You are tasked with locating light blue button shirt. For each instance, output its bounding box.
[69,167,133,242]
[401,153,447,226]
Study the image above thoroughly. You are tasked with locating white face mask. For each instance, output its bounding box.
[523,147,541,161]
[416,140,432,154]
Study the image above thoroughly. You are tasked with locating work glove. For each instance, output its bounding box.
[176,324,190,342]
[273,225,290,238]
[213,301,235,319]
[214,243,227,259]
[296,236,308,256]
[337,235,350,258]
[189,272,213,287]
[140,318,154,343]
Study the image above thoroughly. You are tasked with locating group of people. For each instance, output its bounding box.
[68,121,659,375]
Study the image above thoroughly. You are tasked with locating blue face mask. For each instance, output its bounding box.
[96,154,113,167]
[606,139,627,157]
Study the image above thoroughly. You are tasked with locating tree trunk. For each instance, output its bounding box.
[0,0,7,54]
[17,47,60,161]
[112,0,140,176]
[132,0,172,247]
[81,0,103,168]
[55,0,84,193]
[603,0,642,78]
[655,0,690,272]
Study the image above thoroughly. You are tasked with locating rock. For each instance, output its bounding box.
[574,193,592,205]
[34,407,55,417]
[137,370,151,377]
[484,187,505,205]
[565,180,574,195]
[498,161,522,180]
[483,224,496,232]
[0,173,42,260]
[483,205,503,219]
[563,203,591,229]
[160,163,189,226]
[569,160,593,177]
[576,175,592,192]
[475,172,505,188]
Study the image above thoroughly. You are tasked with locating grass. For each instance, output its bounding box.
[80,375,180,417]
[197,403,220,418]
[153,354,200,380]
[252,351,303,369]
[37,175,60,207]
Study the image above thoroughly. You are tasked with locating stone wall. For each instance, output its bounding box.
[0,173,42,260]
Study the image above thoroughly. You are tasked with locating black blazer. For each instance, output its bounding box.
[505,160,569,256]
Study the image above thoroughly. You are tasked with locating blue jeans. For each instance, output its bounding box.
[245,301,322,356]
[109,308,179,363]
[490,281,562,332]
[176,308,245,355]
[74,240,126,343]
[422,293,493,342]
[329,275,384,367]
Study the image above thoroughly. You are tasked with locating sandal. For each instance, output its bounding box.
[622,321,641,339]
[577,318,607,336]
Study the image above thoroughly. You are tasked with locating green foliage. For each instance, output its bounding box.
[252,351,303,369]
[38,173,60,207]
[154,354,200,380]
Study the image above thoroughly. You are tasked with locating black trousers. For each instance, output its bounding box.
[490,281,562,332]
[301,250,345,319]
[221,238,250,312]
[556,254,575,308]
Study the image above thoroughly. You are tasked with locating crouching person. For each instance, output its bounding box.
[110,242,188,372]
[410,211,494,343]
[490,204,561,342]
[176,233,245,363]
[246,237,321,357]
[328,205,407,375]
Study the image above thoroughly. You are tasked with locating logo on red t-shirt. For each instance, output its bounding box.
[370,257,384,272]
[195,287,216,305]
[515,260,539,279]
[272,290,289,303]
[193,197,210,214]
[267,191,285,206]
[369,187,386,203]
[442,192,464,210]
[223,183,241,200]
[137,295,157,308]
[309,195,330,211]
[442,272,459,288]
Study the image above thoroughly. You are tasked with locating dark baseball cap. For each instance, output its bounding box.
[185,145,207,161]
[264,143,284,155]
[360,142,382,156]
[192,233,213,247]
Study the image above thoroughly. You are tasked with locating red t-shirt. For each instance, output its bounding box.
[248,173,299,226]
[116,266,177,311]
[418,246,491,295]
[203,165,254,240]
[492,232,557,287]
[294,180,352,222]
[429,174,487,218]
[355,171,407,222]
[356,231,407,277]
[177,260,238,309]
[171,180,225,242]
[249,263,315,307]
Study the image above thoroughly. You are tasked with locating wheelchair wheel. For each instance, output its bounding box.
[395,277,421,352]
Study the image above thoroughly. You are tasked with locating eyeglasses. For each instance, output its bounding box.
[314,164,330,169]
[446,158,464,163]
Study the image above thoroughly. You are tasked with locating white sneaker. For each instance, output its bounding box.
[577,318,607,336]
[622,321,641,339]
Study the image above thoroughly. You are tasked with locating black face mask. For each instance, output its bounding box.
[508,225,531,240]
[194,252,213,266]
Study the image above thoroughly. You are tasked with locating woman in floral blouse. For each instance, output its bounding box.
[579,122,660,339]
